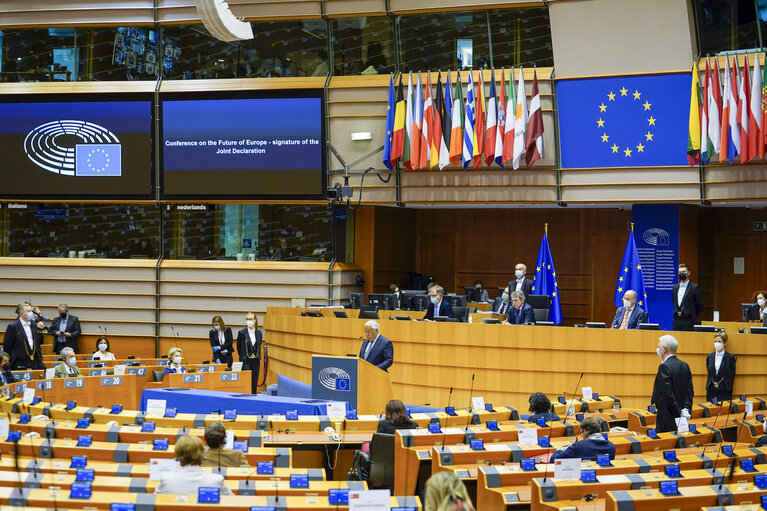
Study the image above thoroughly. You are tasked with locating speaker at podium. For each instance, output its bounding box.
[311,355,394,415]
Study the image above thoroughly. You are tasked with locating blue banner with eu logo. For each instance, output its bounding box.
[556,73,691,168]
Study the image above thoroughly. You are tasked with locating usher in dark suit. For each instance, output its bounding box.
[49,313,81,354]
[508,278,533,296]
[671,281,703,331]
[705,350,736,402]
[236,327,262,394]
[359,334,394,371]
[209,327,234,367]
[3,319,45,370]
[651,354,694,432]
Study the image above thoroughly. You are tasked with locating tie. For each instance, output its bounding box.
[500,302,507,314]
[619,308,631,329]
[364,341,374,360]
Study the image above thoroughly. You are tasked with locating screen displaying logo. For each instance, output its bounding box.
[318,367,350,391]
[24,120,121,176]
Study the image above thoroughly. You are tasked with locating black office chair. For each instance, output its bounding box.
[533,308,549,322]
[152,371,165,382]
[367,433,395,488]
[526,295,550,309]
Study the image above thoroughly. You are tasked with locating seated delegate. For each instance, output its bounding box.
[377,399,417,433]
[91,336,116,361]
[549,416,615,462]
[155,435,234,495]
[611,289,647,329]
[472,280,491,303]
[202,422,249,468]
[0,351,17,385]
[747,291,767,322]
[53,347,81,378]
[503,290,535,325]
[423,284,454,321]
[491,286,511,314]
[526,392,560,424]
[164,347,187,374]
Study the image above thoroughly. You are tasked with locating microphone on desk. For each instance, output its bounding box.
[45,426,59,511]
[440,387,453,452]
[463,374,476,433]
[543,372,583,484]
[244,450,281,490]
[343,337,364,358]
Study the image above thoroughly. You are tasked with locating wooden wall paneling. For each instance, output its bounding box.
[590,232,625,325]
[354,206,376,297]
[418,232,456,292]
[370,207,417,293]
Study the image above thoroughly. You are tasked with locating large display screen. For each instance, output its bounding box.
[160,90,325,199]
[0,93,153,199]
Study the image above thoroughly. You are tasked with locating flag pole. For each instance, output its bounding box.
[630,222,634,232]
[544,223,548,236]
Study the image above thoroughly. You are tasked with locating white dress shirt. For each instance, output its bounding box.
[155,464,233,495]
[247,327,257,346]
[20,319,33,349]
[714,350,724,373]
[514,279,524,291]
[677,281,689,306]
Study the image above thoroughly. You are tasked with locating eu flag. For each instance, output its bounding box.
[75,144,121,176]
[556,73,691,168]
[383,75,395,170]
[614,230,649,317]
[531,232,562,325]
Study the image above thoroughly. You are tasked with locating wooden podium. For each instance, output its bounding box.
[311,355,394,415]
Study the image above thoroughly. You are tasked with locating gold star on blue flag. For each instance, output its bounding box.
[531,230,562,325]
[614,229,649,318]
[382,75,395,170]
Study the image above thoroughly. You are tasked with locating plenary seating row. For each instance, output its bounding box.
[627,397,766,433]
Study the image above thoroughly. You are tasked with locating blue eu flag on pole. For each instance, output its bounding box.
[531,231,562,325]
[614,230,649,318]
[383,75,395,170]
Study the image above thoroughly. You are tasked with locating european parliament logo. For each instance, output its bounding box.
[24,120,122,176]
[556,73,690,168]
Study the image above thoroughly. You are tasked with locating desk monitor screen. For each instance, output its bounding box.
[464,287,482,303]
[722,444,733,456]
[328,488,349,504]
[486,420,499,431]
[17,414,30,424]
[111,505,136,511]
[665,464,680,477]
[638,323,660,330]
[754,473,767,488]
[482,318,500,324]
[597,454,611,466]
[445,294,467,308]
[470,439,484,450]
[663,450,677,462]
[165,407,177,418]
[742,303,756,322]
[223,409,237,420]
[77,435,92,447]
[257,461,274,474]
[742,458,756,472]
[153,438,168,450]
[659,480,678,495]
[289,474,309,488]
[141,421,155,432]
[111,404,123,414]
[581,469,597,482]
[349,292,364,310]
[751,326,767,334]
[66,400,76,411]
[76,468,95,482]
[395,316,411,321]
[233,441,248,452]
[647,428,657,439]
[368,293,396,311]
[333,311,348,318]
[428,422,441,434]
[693,324,716,333]
[520,458,536,471]
[70,455,87,468]
[358,309,379,320]
[198,487,220,503]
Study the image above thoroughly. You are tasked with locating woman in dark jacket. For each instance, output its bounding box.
[209,315,234,368]
[377,399,417,433]
[706,331,736,402]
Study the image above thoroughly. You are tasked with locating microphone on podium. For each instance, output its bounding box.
[343,336,365,358]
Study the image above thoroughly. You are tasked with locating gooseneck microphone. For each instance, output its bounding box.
[440,387,454,452]
[543,372,584,483]
[463,374,476,433]
[343,337,364,358]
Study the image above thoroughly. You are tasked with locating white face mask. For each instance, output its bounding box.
[656,347,664,359]
[622,299,631,308]
[759,298,766,307]
[98,344,107,352]
[246,320,255,328]
[67,357,77,366]
[515,270,524,279]
[25,312,35,322]
[173,356,182,365]
[714,341,724,352]
[430,296,438,305]
[213,325,220,331]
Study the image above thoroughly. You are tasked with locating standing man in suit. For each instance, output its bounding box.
[236,312,262,394]
[491,286,512,314]
[672,263,703,331]
[611,290,648,329]
[3,304,45,370]
[423,284,454,321]
[504,290,536,325]
[706,331,736,402]
[511,263,533,295]
[651,335,694,432]
[50,304,81,354]
[358,320,393,371]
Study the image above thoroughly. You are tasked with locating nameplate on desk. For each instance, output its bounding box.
[13,383,27,394]
[11,372,32,381]
[89,369,108,376]
[220,372,239,381]
[101,376,122,386]
[183,374,203,383]
[76,468,95,482]
[88,362,105,368]
[65,378,85,388]
[37,380,54,390]
[289,474,309,488]
[126,367,146,376]
[197,366,215,373]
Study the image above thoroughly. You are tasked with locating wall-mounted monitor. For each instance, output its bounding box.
[160,89,325,199]
[0,93,153,199]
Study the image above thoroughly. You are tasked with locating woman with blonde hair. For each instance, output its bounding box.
[164,347,186,374]
[424,470,475,511]
[155,435,233,495]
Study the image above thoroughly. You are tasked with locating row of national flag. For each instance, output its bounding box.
[383,69,544,171]
[688,53,767,165]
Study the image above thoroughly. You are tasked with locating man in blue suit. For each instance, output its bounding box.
[505,290,536,325]
[358,320,394,371]
[549,417,615,462]
[423,285,454,321]
[611,290,648,329]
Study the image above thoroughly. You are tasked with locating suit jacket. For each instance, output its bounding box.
[508,302,535,325]
[154,465,234,495]
[359,334,394,371]
[549,435,616,462]
[377,419,418,434]
[53,362,82,378]
[424,300,454,321]
[163,365,187,375]
[671,281,703,330]
[0,369,17,385]
[209,327,234,363]
[651,355,694,432]
[611,306,648,329]
[3,320,45,370]
[509,279,533,297]
[236,327,262,362]
[705,350,736,392]
[491,298,512,315]
[49,314,81,353]
[202,448,249,468]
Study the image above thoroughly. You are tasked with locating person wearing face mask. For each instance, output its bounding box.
[671,263,703,331]
[491,286,512,314]
[423,285,454,321]
[511,264,533,295]
[49,304,81,354]
[3,304,46,370]
[651,335,694,432]
[91,336,116,361]
[747,291,767,322]
[53,347,81,378]
[164,347,187,375]
[611,290,648,329]
[208,316,234,368]
[0,351,17,385]
[706,332,736,402]
[472,280,491,303]
[236,312,262,394]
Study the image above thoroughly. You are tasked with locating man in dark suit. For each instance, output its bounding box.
[423,284,454,321]
[651,335,694,432]
[505,290,536,325]
[671,263,703,331]
[611,290,648,329]
[49,304,81,354]
[3,304,46,370]
[358,320,393,371]
[510,263,533,295]
[549,417,615,462]
[0,351,17,385]
[491,286,512,315]
[236,312,262,394]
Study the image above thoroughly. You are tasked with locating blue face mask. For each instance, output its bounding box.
[502,292,510,301]
[430,296,439,305]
